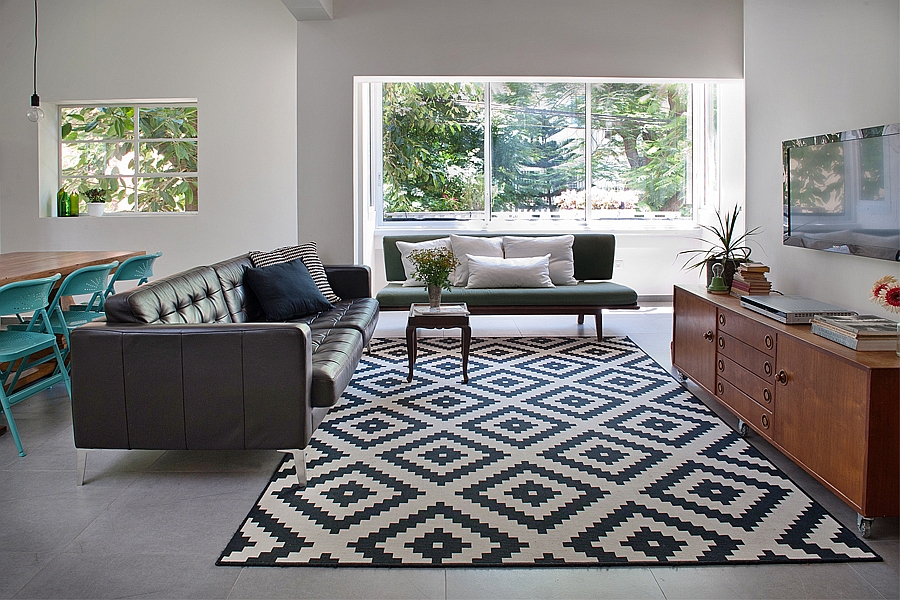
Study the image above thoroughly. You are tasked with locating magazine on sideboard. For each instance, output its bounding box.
[810,314,899,351]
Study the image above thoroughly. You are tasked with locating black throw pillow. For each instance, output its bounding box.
[243,257,333,321]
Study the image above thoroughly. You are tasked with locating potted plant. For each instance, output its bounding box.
[677,205,760,289]
[84,189,106,217]
[408,247,460,309]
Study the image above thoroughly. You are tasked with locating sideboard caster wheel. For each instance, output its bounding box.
[673,368,687,382]
[736,419,749,438]
[857,514,874,538]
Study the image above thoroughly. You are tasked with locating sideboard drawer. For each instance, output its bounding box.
[717,332,776,382]
[717,354,775,410]
[716,377,774,439]
[717,308,776,356]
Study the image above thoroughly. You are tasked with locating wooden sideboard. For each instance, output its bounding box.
[672,284,899,537]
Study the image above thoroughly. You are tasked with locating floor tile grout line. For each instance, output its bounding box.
[649,567,669,600]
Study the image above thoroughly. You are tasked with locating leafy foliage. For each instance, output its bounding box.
[591,83,690,213]
[381,81,693,219]
[383,83,484,214]
[408,247,460,290]
[60,105,198,212]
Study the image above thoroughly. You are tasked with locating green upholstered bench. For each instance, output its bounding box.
[376,233,639,339]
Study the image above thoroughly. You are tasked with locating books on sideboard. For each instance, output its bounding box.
[811,314,899,351]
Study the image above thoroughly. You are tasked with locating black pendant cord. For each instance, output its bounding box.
[32,0,39,98]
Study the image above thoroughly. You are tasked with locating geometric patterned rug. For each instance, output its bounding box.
[218,337,880,567]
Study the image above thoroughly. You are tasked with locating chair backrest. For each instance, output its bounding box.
[52,262,119,313]
[0,274,61,317]
[105,252,162,297]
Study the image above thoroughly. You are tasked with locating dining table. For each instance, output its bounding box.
[0,250,145,437]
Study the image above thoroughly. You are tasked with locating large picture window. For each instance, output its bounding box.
[59,104,198,213]
[376,80,712,225]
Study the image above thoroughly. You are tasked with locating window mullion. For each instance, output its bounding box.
[584,83,592,223]
[483,82,492,223]
[133,106,141,211]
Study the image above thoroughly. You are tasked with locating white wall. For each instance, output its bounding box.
[298,0,745,291]
[0,0,298,277]
[744,0,900,316]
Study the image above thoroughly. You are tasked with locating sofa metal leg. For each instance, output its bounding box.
[288,449,307,487]
[76,448,87,486]
[595,313,603,341]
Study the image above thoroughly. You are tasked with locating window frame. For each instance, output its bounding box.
[58,102,199,214]
[367,77,719,232]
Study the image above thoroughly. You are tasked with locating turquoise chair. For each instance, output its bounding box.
[101,252,161,301]
[69,252,161,311]
[0,274,71,457]
[11,262,119,363]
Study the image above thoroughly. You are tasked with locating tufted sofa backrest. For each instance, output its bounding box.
[210,254,260,323]
[104,265,232,324]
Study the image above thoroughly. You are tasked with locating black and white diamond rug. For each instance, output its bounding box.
[218,337,879,567]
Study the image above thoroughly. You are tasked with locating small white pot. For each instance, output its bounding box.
[87,203,105,217]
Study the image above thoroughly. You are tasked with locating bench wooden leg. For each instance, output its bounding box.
[577,314,585,325]
[595,312,603,340]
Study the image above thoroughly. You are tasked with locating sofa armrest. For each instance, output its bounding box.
[70,321,314,451]
[325,265,372,299]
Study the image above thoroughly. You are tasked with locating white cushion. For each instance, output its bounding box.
[502,235,577,286]
[465,254,555,289]
[449,235,503,286]
[396,238,451,286]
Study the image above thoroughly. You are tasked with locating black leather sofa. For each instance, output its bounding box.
[70,253,378,485]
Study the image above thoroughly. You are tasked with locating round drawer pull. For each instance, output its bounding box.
[704,330,714,341]
[719,314,726,326]
[763,388,771,403]
[761,414,770,429]
[764,361,772,376]
[765,334,774,349]
[777,370,788,385]
[717,359,724,372]
[717,382,724,394]
[718,337,725,348]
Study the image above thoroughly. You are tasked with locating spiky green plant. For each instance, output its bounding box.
[677,205,761,272]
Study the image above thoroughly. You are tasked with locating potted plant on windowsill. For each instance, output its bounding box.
[677,205,761,290]
[84,189,106,217]
[408,247,460,309]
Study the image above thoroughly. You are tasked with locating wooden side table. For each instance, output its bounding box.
[406,303,471,383]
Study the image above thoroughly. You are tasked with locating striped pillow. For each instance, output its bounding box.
[249,242,340,303]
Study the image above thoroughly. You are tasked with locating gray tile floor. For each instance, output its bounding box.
[0,306,897,599]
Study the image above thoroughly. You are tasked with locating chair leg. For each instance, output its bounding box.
[0,390,25,457]
[577,314,585,325]
[76,448,87,485]
[52,343,72,398]
[595,312,603,341]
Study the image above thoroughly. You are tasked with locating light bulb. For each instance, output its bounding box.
[27,93,43,123]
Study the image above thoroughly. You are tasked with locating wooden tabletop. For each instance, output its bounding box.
[0,251,145,287]
[0,250,145,438]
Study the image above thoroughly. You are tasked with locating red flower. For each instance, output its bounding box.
[884,284,900,310]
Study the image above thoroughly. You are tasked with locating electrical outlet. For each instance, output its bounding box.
[614,260,623,268]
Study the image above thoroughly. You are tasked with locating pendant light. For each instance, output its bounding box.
[26,0,43,123]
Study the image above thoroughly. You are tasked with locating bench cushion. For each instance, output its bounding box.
[376,281,638,308]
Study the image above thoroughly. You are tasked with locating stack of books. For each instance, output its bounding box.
[730,263,772,297]
[810,314,899,351]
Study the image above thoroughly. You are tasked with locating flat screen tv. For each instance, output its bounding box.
[783,123,900,262]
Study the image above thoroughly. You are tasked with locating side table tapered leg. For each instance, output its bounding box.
[461,324,471,383]
[406,325,417,382]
